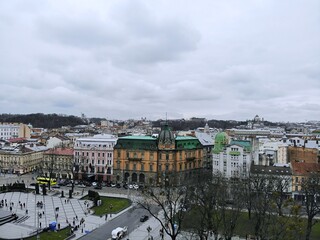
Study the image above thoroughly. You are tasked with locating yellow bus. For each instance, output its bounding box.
[36,177,57,186]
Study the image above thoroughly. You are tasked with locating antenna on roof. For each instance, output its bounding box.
[166,112,168,122]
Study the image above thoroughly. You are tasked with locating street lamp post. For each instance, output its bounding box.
[127,176,130,199]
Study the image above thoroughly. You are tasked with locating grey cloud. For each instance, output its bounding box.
[0,0,319,122]
[36,1,200,68]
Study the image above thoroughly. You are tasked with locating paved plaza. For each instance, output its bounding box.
[0,190,105,239]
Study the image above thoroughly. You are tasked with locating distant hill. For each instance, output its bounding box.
[0,113,86,129]
[152,119,246,131]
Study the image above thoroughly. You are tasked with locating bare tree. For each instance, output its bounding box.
[220,177,246,240]
[267,203,304,240]
[186,171,225,240]
[301,173,320,240]
[270,175,292,216]
[137,174,190,240]
[250,173,274,240]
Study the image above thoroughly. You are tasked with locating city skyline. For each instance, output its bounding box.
[0,0,319,122]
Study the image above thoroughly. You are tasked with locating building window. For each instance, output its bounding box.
[295,177,298,183]
[158,165,162,171]
[125,163,129,170]
[133,164,136,171]
[166,154,169,161]
[150,164,153,171]
[141,164,144,171]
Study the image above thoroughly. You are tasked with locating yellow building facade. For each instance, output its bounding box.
[113,124,203,185]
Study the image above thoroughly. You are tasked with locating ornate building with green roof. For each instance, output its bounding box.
[212,132,253,178]
[113,123,203,185]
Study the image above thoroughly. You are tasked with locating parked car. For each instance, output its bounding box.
[94,184,102,190]
[52,185,60,188]
[106,182,111,187]
[111,183,117,188]
[140,215,149,222]
[133,184,139,190]
[128,184,133,189]
[123,184,128,189]
[92,182,97,187]
[111,226,128,240]
[78,184,86,188]
[116,183,121,188]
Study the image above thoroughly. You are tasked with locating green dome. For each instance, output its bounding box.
[158,123,175,145]
[213,132,228,153]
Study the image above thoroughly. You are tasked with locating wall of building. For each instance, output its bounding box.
[288,146,319,163]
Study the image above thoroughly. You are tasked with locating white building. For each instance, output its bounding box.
[212,132,253,178]
[0,123,31,140]
[46,135,71,148]
[258,139,288,166]
[74,134,118,182]
[284,137,320,150]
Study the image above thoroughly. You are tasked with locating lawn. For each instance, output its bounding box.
[184,209,320,240]
[25,226,71,240]
[82,195,131,216]
[236,212,320,240]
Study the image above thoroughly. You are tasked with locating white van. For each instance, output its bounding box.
[111,226,128,240]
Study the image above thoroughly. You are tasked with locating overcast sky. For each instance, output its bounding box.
[0,0,319,122]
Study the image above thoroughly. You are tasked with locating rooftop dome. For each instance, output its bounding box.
[213,132,228,153]
[158,123,175,145]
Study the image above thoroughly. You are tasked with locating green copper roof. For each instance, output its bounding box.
[119,136,156,140]
[115,135,202,150]
[158,123,175,145]
[230,140,252,152]
[176,136,202,150]
[114,136,157,150]
[213,132,228,153]
[175,136,198,140]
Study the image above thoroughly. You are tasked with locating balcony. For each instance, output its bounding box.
[229,151,241,156]
[128,157,142,161]
[186,157,196,161]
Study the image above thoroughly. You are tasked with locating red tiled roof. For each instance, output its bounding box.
[291,161,320,176]
[8,138,27,143]
[45,148,73,156]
